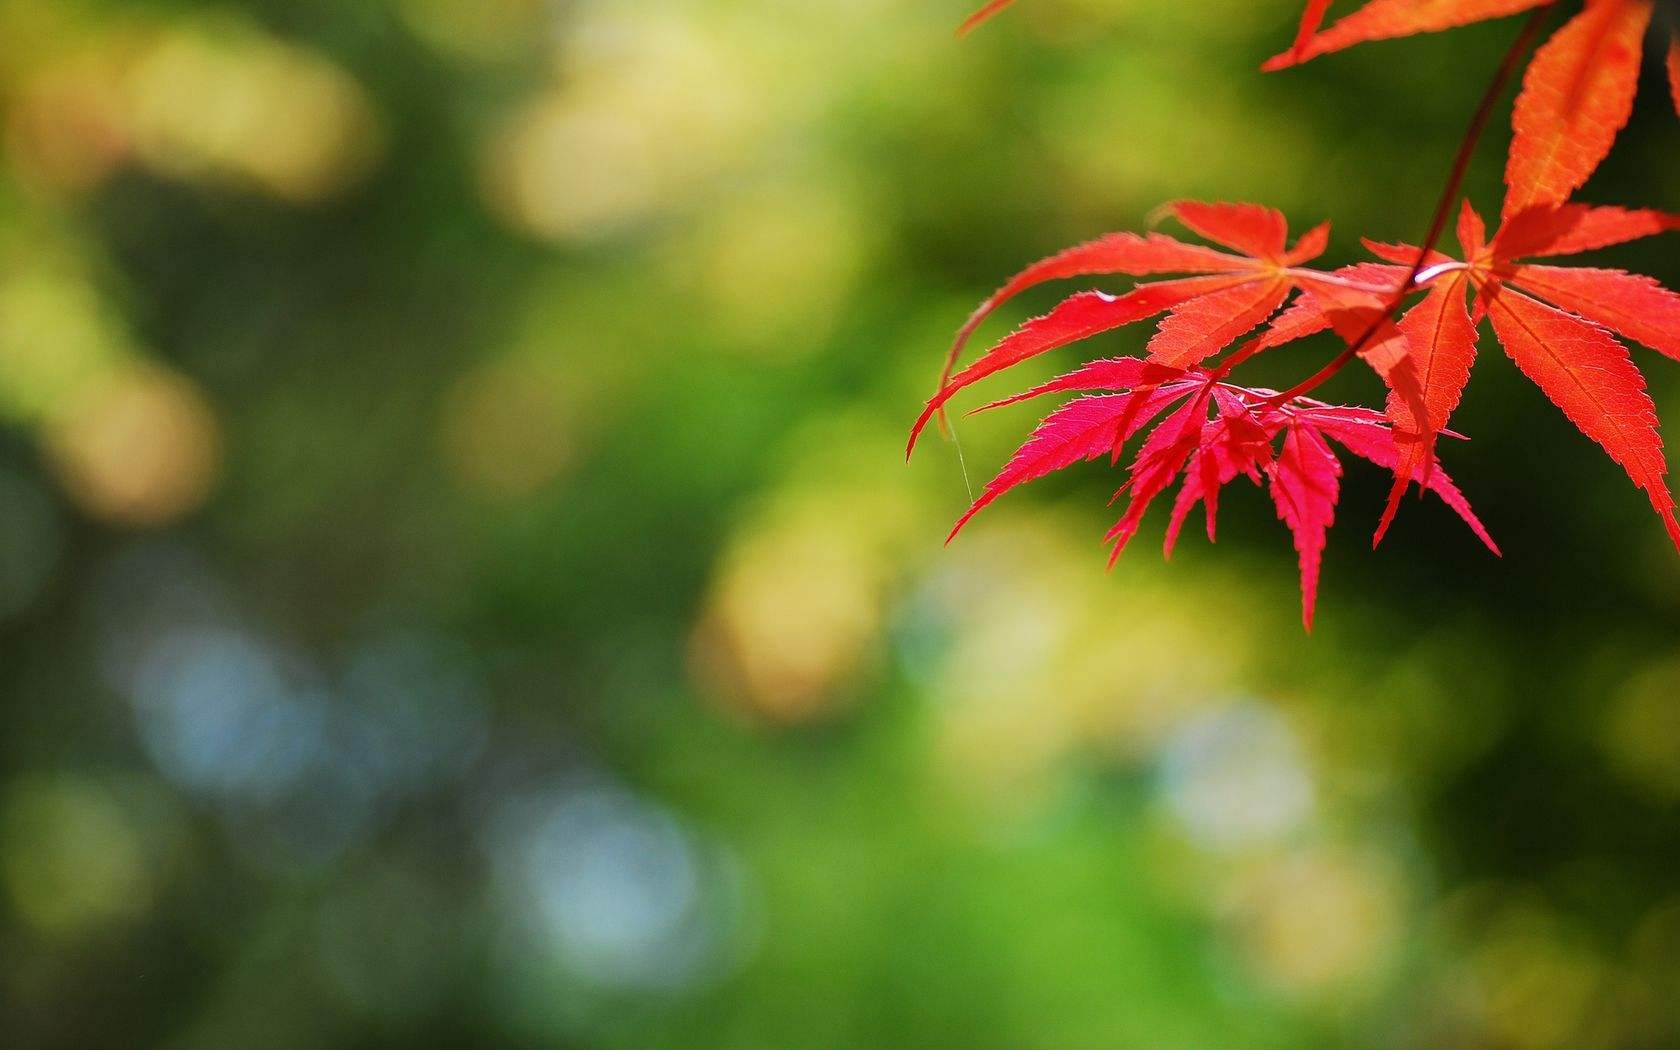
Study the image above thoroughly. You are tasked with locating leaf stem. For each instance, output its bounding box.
[1261,3,1555,405]
[1279,268,1400,295]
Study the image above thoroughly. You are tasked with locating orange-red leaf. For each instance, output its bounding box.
[1361,241,1453,269]
[1284,222,1334,265]
[1292,272,1424,415]
[1485,284,1680,548]
[1263,0,1552,70]
[969,357,1182,413]
[1267,423,1342,630]
[1494,203,1680,259]
[1164,389,1271,555]
[922,203,1338,454]
[948,384,1197,540]
[941,232,1251,390]
[1146,277,1291,368]
[1507,264,1680,362]
[1170,201,1290,260]
[919,196,1526,627]
[909,275,1241,455]
[1248,262,1409,352]
[1502,0,1652,220]
[1458,198,1489,259]
[1376,270,1478,544]
[1252,292,1335,350]
[1105,399,1206,564]
[940,365,1498,628]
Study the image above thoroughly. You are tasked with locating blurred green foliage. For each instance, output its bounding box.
[1,0,1680,1047]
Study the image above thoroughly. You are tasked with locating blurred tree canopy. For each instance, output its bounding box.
[1,0,1680,1047]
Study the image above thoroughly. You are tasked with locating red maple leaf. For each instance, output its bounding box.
[906,201,1519,626]
[1356,200,1680,546]
[923,8,1680,627]
[1268,0,1679,220]
[908,201,1334,455]
[943,363,1496,628]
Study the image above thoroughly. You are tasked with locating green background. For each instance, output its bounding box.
[2,0,1679,1046]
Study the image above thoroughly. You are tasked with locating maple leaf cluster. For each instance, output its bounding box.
[918,0,1680,627]
[941,353,1496,627]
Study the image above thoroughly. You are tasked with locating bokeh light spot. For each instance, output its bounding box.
[45,364,220,526]
[0,268,128,421]
[669,182,868,354]
[689,507,884,726]
[480,10,758,242]
[0,775,155,938]
[127,626,325,803]
[1158,703,1314,852]
[487,781,755,1014]
[126,23,381,204]
[1225,849,1402,997]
